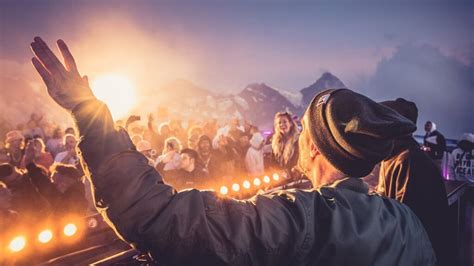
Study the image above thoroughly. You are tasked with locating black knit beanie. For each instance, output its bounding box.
[306,89,416,177]
[380,98,418,124]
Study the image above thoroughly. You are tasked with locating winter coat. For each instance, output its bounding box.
[73,100,436,266]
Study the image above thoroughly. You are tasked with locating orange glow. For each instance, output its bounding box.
[253,178,261,186]
[232,183,240,192]
[9,236,26,253]
[38,229,53,243]
[220,186,228,195]
[263,175,271,183]
[272,173,280,181]
[243,180,251,189]
[91,74,137,119]
[63,223,78,237]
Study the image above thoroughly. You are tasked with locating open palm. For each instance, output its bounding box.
[30,37,96,110]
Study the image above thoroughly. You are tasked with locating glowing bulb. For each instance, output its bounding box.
[243,180,251,189]
[253,178,261,186]
[38,229,53,243]
[232,183,240,192]
[263,175,271,183]
[64,223,77,237]
[272,173,280,181]
[220,186,228,195]
[9,236,26,252]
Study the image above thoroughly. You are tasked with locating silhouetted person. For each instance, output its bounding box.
[423,121,447,165]
[379,98,456,266]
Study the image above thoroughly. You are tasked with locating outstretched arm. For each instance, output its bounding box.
[30,37,314,265]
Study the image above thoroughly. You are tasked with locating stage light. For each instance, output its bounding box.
[253,178,261,186]
[220,186,228,195]
[272,173,280,181]
[63,223,77,237]
[232,183,240,192]
[243,180,251,189]
[263,175,271,183]
[38,229,53,243]
[9,236,26,253]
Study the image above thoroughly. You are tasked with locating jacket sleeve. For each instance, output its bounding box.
[72,100,314,265]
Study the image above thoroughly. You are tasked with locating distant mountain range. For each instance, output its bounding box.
[153,72,346,129]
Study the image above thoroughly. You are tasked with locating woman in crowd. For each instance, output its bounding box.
[270,112,300,176]
[155,137,183,174]
[20,138,54,170]
[46,127,64,157]
[54,134,80,166]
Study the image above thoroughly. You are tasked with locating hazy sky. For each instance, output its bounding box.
[0,0,472,137]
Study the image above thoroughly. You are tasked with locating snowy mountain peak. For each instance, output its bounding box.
[300,72,346,106]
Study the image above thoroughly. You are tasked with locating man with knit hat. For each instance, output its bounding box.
[30,37,436,265]
[378,98,455,266]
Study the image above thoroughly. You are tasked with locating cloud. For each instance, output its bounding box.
[362,43,473,138]
[0,59,73,132]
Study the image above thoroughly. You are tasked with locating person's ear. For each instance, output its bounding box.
[309,142,319,159]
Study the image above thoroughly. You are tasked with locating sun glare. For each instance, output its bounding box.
[91,74,137,119]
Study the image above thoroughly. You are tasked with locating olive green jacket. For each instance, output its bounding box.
[73,100,436,266]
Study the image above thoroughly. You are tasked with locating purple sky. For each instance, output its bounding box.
[0,0,472,137]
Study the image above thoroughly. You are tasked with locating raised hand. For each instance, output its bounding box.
[30,37,96,110]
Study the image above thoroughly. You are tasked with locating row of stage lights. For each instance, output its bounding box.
[4,216,100,255]
[219,173,281,195]
[7,223,78,253]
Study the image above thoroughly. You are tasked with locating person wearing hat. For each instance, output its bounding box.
[30,37,436,265]
[378,98,455,266]
[448,133,474,183]
[4,130,25,167]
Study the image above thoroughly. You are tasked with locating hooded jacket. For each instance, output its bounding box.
[73,100,436,266]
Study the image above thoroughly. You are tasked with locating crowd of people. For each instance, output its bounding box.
[0,108,312,228]
[0,104,472,221]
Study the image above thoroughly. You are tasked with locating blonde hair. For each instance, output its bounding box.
[163,137,182,155]
[271,112,299,166]
[63,134,77,145]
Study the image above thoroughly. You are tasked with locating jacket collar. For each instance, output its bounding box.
[326,177,369,194]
